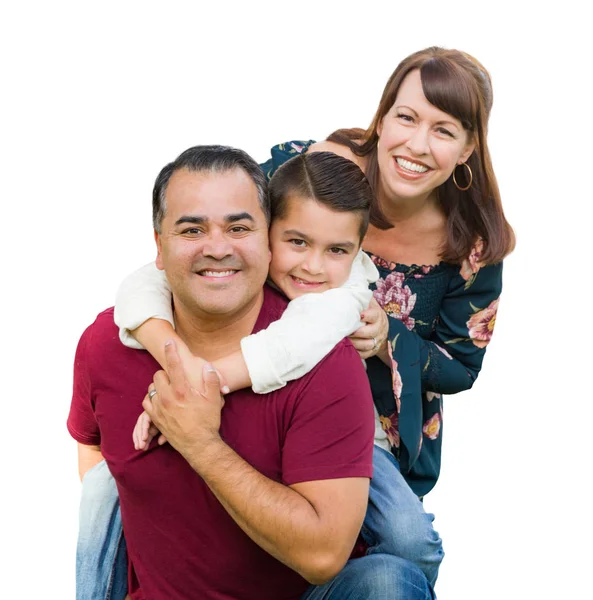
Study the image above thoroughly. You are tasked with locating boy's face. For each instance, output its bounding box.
[268,194,362,300]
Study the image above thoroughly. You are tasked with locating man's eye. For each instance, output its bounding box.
[229,226,249,234]
[182,228,203,235]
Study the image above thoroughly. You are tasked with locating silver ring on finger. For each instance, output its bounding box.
[148,389,158,400]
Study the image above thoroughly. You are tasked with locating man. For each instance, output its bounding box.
[68,145,432,599]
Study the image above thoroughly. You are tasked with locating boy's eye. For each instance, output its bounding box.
[329,247,347,255]
[289,239,306,247]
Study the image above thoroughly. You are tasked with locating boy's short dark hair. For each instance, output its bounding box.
[269,151,372,241]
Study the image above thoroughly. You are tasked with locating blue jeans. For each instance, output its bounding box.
[77,460,128,600]
[361,445,444,587]
[77,449,442,596]
[301,554,434,599]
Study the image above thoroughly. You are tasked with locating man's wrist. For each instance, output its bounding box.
[181,433,226,474]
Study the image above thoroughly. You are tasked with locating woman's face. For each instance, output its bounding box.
[376,69,475,203]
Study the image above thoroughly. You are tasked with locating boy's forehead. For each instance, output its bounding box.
[277,194,362,244]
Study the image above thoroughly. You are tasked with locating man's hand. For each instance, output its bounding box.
[142,339,224,461]
[349,297,389,362]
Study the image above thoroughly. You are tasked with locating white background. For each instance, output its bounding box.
[1,1,590,598]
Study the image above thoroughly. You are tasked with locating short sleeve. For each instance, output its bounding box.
[281,341,375,485]
[66,324,101,446]
[259,140,316,181]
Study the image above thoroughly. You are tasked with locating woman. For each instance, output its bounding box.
[262,46,514,499]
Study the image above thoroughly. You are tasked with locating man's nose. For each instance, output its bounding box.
[202,230,233,259]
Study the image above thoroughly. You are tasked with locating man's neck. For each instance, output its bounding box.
[173,290,265,362]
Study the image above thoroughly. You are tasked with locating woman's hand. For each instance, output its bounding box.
[349,297,389,362]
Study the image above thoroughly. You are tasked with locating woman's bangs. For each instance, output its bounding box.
[420,59,476,131]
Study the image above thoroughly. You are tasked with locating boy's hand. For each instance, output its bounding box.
[133,410,169,450]
[349,297,389,361]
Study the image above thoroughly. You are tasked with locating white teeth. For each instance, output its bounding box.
[201,270,235,277]
[396,158,429,173]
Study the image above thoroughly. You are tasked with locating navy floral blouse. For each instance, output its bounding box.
[261,141,503,497]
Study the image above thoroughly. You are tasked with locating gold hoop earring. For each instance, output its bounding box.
[453,162,473,191]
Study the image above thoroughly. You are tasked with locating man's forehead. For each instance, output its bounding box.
[165,167,261,216]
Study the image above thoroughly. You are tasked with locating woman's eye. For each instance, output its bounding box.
[397,113,414,122]
[436,127,454,138]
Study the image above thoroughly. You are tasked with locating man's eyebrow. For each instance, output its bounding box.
[175,215,207,226]
[174,212,255,227]
[225,212,255,223]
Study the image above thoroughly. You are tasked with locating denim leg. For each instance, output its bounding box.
[300,554,434,600]
[360,445,444,587]
[77,460,128,600]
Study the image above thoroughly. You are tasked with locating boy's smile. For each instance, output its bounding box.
[268,194,362,300]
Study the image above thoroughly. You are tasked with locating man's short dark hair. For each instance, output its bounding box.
[269,151,372,241]
[153,145,270,232]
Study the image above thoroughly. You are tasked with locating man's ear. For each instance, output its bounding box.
[154,230,164,270]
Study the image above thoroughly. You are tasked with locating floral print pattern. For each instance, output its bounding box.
[423,413,441,440]
[466,299,499,348]
[373,272,417,331]
[380,413,400,448]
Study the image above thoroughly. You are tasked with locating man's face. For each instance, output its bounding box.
[155,168,271,320]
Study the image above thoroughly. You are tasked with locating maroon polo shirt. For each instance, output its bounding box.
[68,285,374,600]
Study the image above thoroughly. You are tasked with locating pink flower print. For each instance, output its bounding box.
[466,299,499,348]
[426,392,441,402]
[423,413,441,440]
[460,238,484,281]
[290,142,304,153]
[371,255,393,270]
[434,344,453,360]
[373,272,417,330]
[387,340,402,413]
[380,413,400,448]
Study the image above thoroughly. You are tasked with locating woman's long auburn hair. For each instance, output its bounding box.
[327,46,515,265]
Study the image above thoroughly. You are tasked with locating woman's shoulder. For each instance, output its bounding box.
[309,140,365,170]
[260,139,365,180]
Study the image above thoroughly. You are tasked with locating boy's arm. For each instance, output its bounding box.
[114,262,174,352]
[241,250,378,393]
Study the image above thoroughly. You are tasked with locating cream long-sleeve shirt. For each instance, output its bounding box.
[114,250,390,451]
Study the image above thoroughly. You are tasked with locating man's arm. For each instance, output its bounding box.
[77,443,104,481]
[189,437,368,584]
[143,341,373,585]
